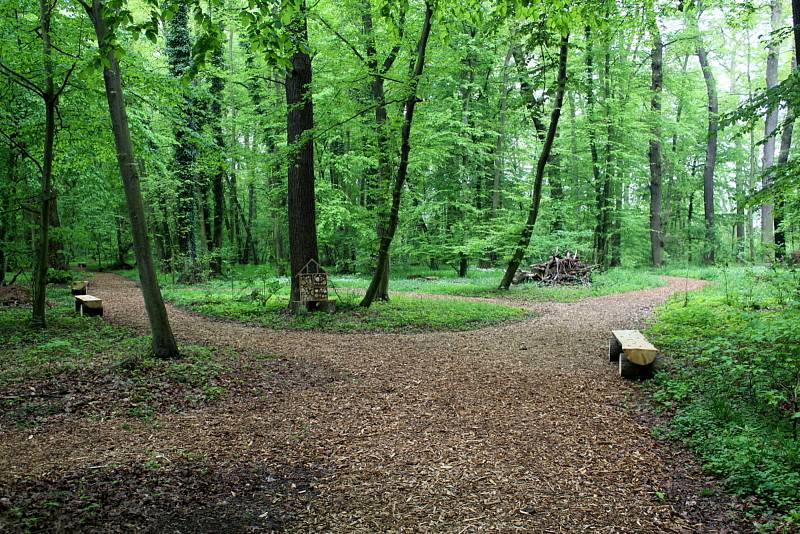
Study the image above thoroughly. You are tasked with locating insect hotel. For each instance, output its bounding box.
[292,259,336,313]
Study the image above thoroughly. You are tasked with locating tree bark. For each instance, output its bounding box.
[210,41,225,275]
[166,3,198,267]
[31,0,56,328]
[362,0,402,300]
[87,0,179,357]
[648,5,664,267]
[585,27,608,267]
[761,0,781,259]
[499,36,570,290]
[775,106,794,259]
[361,2,433,307]
[285,0,320,310]
[695,9,717,265]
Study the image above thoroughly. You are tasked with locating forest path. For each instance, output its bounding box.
[7,274,749,532]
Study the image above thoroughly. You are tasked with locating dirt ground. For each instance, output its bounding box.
[0,274,754,533]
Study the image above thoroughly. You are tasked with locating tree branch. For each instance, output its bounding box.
[314,13,365,63]
[0,62,44,96]
[0,129,44,176]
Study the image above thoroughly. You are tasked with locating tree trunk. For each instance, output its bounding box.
[695,12,717,265]
[585,27,608,267]
[492,44,514,218]
[361,1,433,307]
[362,0,402,300]
[285,0,320,310]
[648,6,664,266]
[87,0,179,357]
[167,3,197,267]
[775,107,794,260]
[31,0,56,328]
[761,0,781,259]
[499,36,569,290]
[210,43,225,275]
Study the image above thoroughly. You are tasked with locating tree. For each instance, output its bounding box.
[285,0,320,311]
[0,0,76,327]
[648,1,664,267]
[361,1,434,307]
[760,0,781,259]
[81,0,179,357]
[166,2,199,274]
[693,5,718,265]
[499,35,569,290]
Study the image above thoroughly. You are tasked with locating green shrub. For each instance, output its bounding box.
[648,267,800,526]
[47,269,74,284]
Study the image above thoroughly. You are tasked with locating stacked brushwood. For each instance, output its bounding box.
[512,252,593,286]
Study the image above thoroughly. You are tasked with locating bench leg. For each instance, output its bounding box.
[619,353,655,380]
[609,336,622,362]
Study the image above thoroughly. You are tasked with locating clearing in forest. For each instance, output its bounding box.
[0,274,751,532]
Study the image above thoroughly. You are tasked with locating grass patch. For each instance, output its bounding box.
[0,287,229,426]
[646,266,800,528]
[117,265,666,304]
[163,287,530,332]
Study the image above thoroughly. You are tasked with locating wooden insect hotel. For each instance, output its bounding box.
[292,259,335,313]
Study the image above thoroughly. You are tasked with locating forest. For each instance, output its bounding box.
[1,0,799,531]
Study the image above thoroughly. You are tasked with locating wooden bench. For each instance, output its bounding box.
[609,330,657,379]
[74,294,103,317]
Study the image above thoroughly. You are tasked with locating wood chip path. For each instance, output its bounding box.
[2,274,751,532]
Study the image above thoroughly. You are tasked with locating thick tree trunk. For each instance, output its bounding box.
[648,8,664,267]
[285,1,320,310]
[167,3,197,267]
[88,0,179,357]
[499,36,569,290]
[361,2,433,307]
[761,0,781,259]
[695,15,717,265]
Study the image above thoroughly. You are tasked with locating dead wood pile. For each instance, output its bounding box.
[512,252,593,286]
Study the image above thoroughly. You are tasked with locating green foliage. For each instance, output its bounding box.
[46,268,74,284]
[648,267,800,525]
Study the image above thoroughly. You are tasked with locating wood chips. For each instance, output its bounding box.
[0,274,754,532]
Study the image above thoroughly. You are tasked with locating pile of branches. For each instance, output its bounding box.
[512,251,593,286]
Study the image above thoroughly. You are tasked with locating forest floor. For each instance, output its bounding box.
[0,273,756,532]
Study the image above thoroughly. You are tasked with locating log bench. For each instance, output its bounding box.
[609,329,657,379]
[74,294,103,317]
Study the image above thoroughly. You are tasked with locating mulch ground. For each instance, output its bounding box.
[0,274,755,532]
